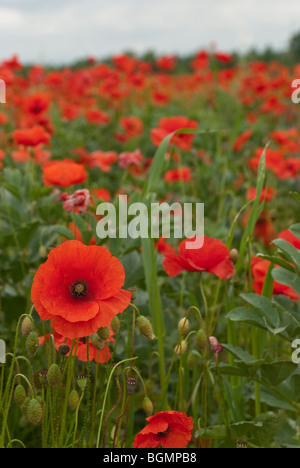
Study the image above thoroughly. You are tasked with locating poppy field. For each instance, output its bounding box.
[0,52,299,449]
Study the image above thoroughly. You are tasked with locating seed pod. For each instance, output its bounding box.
[58,343,70,356]
[136,316,155,340]
[27,399,43,425]
[178,318,190,336]
[97,326,110,341]
[14,384,27,407]
[77,374,88,391]
[229,248,239,264]
[47,364,61,387]
[143,396,154,416]
[111,316,120,333]
[91,333,105,350]
[26,331,39,357]
[175,340,188,355]
[196,329,208,351]
[69,389,80,410]
[39,371,48,387]
[21,316,33,337]
[126,377,137,394]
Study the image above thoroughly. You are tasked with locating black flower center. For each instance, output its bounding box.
[158,430,169,438]
[70,280,89,299]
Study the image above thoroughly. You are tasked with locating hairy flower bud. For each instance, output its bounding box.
[14,384,27,407]
[69,389,80,410]
[111,316,120,333]
[47,364,61,387]
[21,316,33,337]
[143,396,154,416]
[136,316,155,340]
[126,377,138,394]
[77,374,88,391]
[196,329,208,351]
[97,326,110,341]
[175,340,188,355]
[58,343,70,356]
[27,399,43,425]
[26,331,39,357]
[229,248,239,264]
[91,333,105,350]
[178,318,190,336]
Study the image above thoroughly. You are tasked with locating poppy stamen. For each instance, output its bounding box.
[70,280,89,299]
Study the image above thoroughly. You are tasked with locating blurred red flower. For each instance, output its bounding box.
[13,125,51,147]
[151,116,198,151]
[42,159,87,187]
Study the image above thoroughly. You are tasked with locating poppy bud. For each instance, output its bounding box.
[111,316,120,333]
[97,326,110,341]
[91,333,105,350]
[58,343,70,356]
[14,384,26,407]
[237,440,248,448]
[69,389,80,410]
[26,331,39,357]
[186,351,200,370]
[27,399,43,425]
[136,316,155,340]
[47,364,61,387]
[126,377,137,394]
[178,318,190,336]
[21,316,33,337]
[21,396,31,416]
[229,248,239,264]
[175,340,188,355]
[196,329,207,351]
[77,374,88,391]
[143,396,154,416]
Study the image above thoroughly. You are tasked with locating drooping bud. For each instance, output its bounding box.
[175,340,188,355]
[195,329,208,351]
[178,318,190,336]
[47,364,61,387]
[111,316,120,333]
[14,384,27,407]
[91,333,105,350]
[58,343,70,356]
[126,377,138,394]
[26,331,39,357]
[136,316,155,340]
[27,399,43,425]
[69,389,80,410]
[143,396,154,416]
[21,316,33,337]
[21,396,31,416]
[229,248,239,264]
[97,326,110,341]
[77,374,88,391]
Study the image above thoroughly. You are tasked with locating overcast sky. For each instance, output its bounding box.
[0,0,299,64]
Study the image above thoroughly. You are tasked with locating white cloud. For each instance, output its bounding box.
[0,0,299,64]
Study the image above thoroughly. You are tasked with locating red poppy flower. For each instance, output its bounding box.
[277,229,300,250]
[164,167,191,183]
[246,187,277,203]
[31,240,131,339]
[13,125,51,147]
[251,257,299,301]
[0,112,8,125]
[133,411,193,449]
[0,150,5,168]
[42,159,87,187]
[12,144,51,164]
[151,116,198,151]
[23,92,51,116]
[160,237,235,280]
[118,149,143,168]
[233,129,253,152]
[84,109,110,125]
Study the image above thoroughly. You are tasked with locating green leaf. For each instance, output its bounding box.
[227,306,266,329]
[272,238,300,270]
[50,225,76,240]
[222,344,255,363]
[240,293,279,327]
[272,268,300,297]
[261,361,298,386]
[289,223,300,239]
